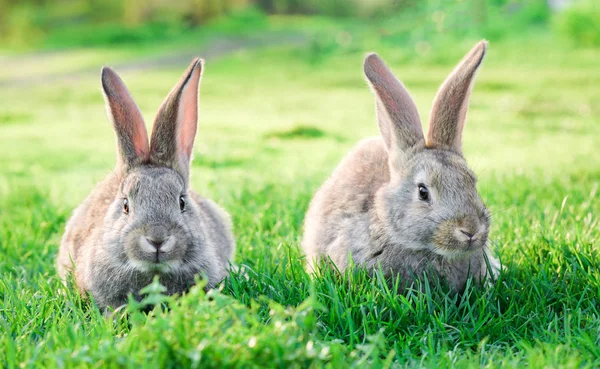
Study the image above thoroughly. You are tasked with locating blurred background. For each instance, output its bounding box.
[0,0,598,51]
[0,0,598,206]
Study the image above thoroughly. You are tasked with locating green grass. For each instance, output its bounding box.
[1,15,600,368]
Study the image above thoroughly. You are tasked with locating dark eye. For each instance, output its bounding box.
[418,184,429,202]
[179,196,186,212]
[123,198,129,214]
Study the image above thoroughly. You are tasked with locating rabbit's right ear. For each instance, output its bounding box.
[426,41,487,153]
[101,67,150,170]
[149,58,203,181]
[364,53,424,169]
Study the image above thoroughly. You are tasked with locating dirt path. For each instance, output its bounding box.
[0,34,306,88]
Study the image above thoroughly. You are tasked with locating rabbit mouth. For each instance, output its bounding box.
[432,232,486,260]
[127,236,184,272]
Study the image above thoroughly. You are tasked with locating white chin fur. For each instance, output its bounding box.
[128,259,182,273]
[432,247,474,261]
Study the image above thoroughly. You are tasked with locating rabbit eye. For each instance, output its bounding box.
[179,196,186,212]
[418,184,429,202]
[123,198,130,214]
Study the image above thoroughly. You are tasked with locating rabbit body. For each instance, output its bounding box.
[303,137,496,290]
[303,42,499,289]
[57,59,235,309]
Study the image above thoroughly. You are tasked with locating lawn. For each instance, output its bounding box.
[1,13,599,368]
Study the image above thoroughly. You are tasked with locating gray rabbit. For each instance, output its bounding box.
[57,59,235,309]
[302,41,500,290]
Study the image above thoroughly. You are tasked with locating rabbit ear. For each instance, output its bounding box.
[364,53,424,163]
[101,67,150,170]
[149,58,203,180]
[427,41,487,153]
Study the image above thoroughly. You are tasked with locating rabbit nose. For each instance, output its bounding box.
[146,237,165,251]
[459,229,475,239]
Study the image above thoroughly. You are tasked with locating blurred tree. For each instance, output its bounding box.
[123,0,144,26]
[188,0,249,25]
[0,0,579,50]
[0,0,7,36]
[88,0,124,22]
[474,0,487,28]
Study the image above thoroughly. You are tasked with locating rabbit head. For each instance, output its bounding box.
[364,41,490,260]
[100,59,208,273]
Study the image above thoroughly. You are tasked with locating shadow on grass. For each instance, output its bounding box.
[264,125,345,141]
[192,156,248,169]
[0,112,33,126]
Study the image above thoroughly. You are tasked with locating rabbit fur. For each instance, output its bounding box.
[57,59,235,309]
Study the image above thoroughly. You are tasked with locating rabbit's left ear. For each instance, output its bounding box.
[426,41,487,153]
[150,58,203,180]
